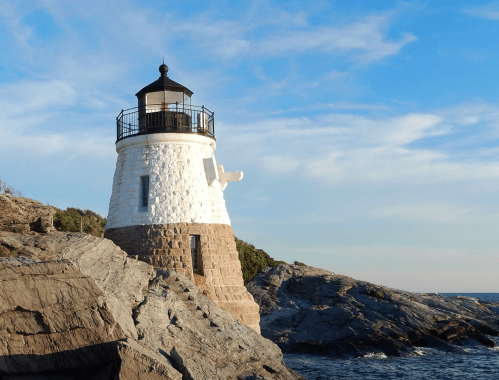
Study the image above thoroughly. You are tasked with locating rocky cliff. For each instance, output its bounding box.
[246,263,499,357]
[0,194,56,234]
[0,195,304,380]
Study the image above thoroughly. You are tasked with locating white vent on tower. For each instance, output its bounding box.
[198,112,209,132]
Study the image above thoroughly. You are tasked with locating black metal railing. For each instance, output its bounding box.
[116,103,215,142]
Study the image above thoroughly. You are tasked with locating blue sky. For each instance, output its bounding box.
[1,0,499,292]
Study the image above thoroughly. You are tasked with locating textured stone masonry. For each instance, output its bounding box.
[105,223,261,332]
[106,134,231,229]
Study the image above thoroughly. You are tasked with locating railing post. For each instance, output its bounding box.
[202,106,205,134]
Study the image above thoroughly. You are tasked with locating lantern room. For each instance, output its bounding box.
[135,63,192,111]
[116,63,215,142]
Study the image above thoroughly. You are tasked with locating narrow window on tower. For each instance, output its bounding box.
[140,176,149,210]
[190,235,201,273]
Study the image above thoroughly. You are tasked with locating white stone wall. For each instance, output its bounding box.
[106,133,234,229]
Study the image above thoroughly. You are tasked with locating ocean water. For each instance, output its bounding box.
[440,293,499,302]
[283,293,499,380]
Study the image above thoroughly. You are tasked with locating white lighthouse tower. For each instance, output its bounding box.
[105,63,260,332]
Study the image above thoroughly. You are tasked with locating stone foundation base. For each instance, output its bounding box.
[105,223,260,332]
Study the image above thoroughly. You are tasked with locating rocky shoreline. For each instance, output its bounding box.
[0,194,303,379]
[246,263,499,357]
[2,193,499,378]
[0,231,304,380]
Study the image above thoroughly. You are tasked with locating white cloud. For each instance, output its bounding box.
[0,0,35,50]
[0,80,77,117]
[261,155,301,175]
[442,103,499,131]
[133,6,417,64]
[0,121,114,159]
[0,79,116,163]
[377,114,444,146]
[256,15,417,62]
[463,3,499,20]
[222,104,499,190]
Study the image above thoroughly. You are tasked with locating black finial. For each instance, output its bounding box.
[159,61,168,77]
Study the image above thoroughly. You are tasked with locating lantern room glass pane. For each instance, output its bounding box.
[144,91,191,112]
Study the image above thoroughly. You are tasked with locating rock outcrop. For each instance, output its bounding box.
[0,228,304,379]
[247,263,499,357]
[134,271,301,380]
[0,258,181,379]
[0,231,154,339]
[0,259,126,373]
[0,194,57,233]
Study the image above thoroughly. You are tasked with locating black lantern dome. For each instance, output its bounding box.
[135,64,193,100]
[116,63,214,142]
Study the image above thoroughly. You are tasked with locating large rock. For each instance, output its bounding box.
[0,194,56,233]
[247,263,499,357]
[0,257,182,379]
[115,339,183,380]
[0,231,154,339]
[134,270,304,380]
[0,231,305,379]
[0,258,124,372]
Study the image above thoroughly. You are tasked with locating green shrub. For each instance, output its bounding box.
[54,208,106,237]
[294,261,307,266]
[235,238,284,282]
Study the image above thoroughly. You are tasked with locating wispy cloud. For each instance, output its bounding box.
[0,120,115,159]
[463,2,499,20]
[222,104,499,190]
[173,12,416,63]
[0,0,35,51]
[0,80,77,117]
[256,15,417,62]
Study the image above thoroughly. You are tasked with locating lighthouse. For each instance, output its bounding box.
[105,63,260,332]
